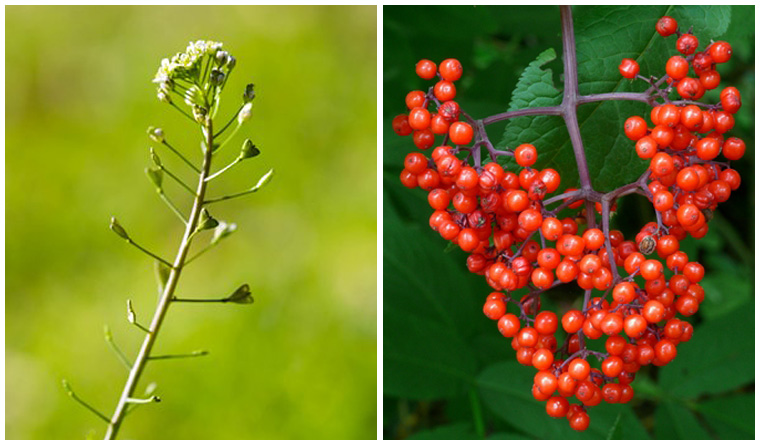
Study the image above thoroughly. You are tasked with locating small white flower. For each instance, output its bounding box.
[238,102,253,124]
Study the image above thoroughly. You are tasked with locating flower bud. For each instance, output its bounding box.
[238,102,253,124]
[215,50,229,65]
[157,91,172,104]
[226,55,236,70]
[243,83,255,102]
[147,127,164,143]
[210,68,225,86]
[251,168,274,192]
[193,106,208,125]
[126,299,137,324]
[240,139,260,159]
[184,85,204,107]
[109,217,129,240]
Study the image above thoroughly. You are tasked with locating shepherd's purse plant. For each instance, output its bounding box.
[62,39,273,439]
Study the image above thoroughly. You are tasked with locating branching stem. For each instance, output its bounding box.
[104,119,216,440]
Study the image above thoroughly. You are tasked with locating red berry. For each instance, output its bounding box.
[405,90,426,109]
[722,137,746,160]
[709,41,732,64]
[676,34,699,55]
[439,58,463,82]
[412,129,435,150]
[562,309,584,333]
[449,122,473,145]
[534,311,559,335]
[568,358,591,380]
[568,410,590,431]
[483,297,506,320]
[515,143,538,167]
[546,396,570,418]
[619,58,640,79]
[438,100,460,122]
[497,313,521,337]
[433,80,456,101]
[408,107,431,131]
[392,114,413,136]
[415,59,437,80]
[676,77,704,100]
[624,116,648,141]
[404,152,428,175]
[656,16,678,37]
[666,55,689,80]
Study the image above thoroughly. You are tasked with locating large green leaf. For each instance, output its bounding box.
[653,400,711,439]
[694,393,755,439]
[476,361,649,439]
[659,303,754,399]
[383,194,480,399]
[498,6,733,192]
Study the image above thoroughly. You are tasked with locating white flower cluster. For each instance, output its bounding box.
[153,40,224,84]
[152,40,235,105]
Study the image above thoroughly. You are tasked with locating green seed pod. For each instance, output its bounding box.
[109,217,129,240]
[225,284,253,304]
[196,209,219,232]
[145,167,163,191]
[240,139,260,159]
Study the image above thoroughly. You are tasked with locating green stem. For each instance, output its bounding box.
[205,157,241,182]
[158,192,187,223]
[161,141,201,173]
[185,243,215,265]
[160,166,196,195]
[169,102,195,122]
[204,187,258,204]
[172,297,229,303]
[69,392,111,424]
[104,119,216,440]
[105,329,133,370]
[469,386,486,439]
[214,104,244,138]
[148,351,208,360]
[126,239,172,268]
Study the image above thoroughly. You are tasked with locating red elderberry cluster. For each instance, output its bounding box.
[392,15,745,432]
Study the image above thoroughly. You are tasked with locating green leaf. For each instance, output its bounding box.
[383,197,479,399]
[384,310,476,399]
[476,361,649,439]
[659,303,754,399]
[694,393,755,439]
[653,400,710,439]
[406,422,480,440]
[498,6,733,192]
[606,412,622,440]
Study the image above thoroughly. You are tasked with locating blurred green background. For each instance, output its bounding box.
[6,5,376,439]
[384,5,753,440]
